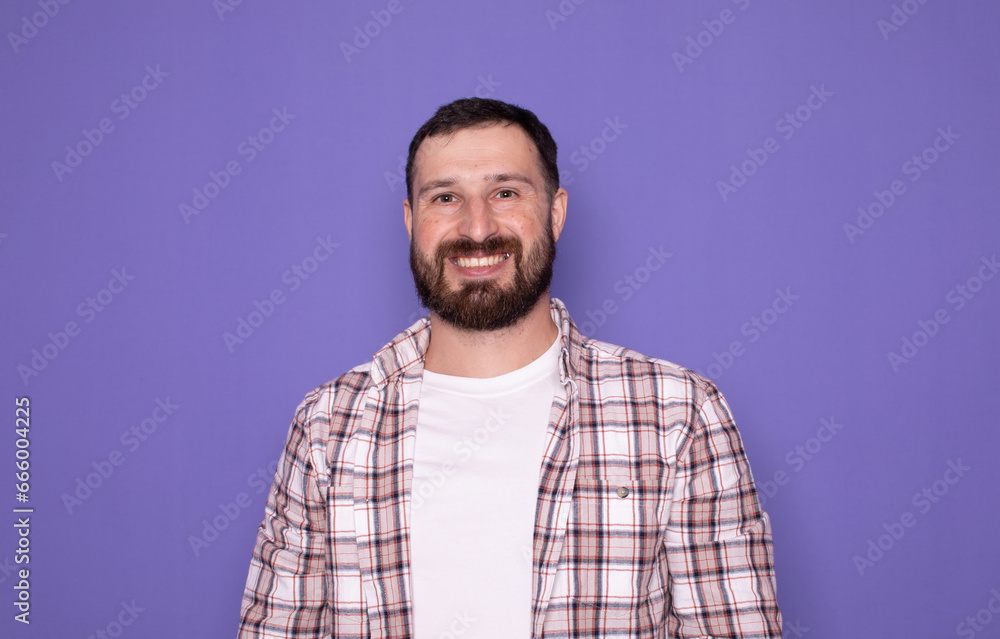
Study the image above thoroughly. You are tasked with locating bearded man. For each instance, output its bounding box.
[238,98,782,638]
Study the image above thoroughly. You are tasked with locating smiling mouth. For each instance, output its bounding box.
[450,253,510,268]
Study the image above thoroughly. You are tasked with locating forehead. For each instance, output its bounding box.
[412,124,542,184]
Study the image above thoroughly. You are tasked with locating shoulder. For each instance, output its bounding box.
[291,362,377,433]
[577,335,719,399]
[572,336,739,464]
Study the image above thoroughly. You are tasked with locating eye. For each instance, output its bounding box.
[496,189,516,199]
[433,193,456,203]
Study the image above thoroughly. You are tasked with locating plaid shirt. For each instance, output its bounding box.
[239,297,781,638]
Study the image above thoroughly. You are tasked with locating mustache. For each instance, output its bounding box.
[435,236,522,260]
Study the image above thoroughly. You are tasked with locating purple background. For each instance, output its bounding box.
[2,0,999,637]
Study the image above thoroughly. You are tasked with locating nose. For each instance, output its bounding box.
[457,194,500,243]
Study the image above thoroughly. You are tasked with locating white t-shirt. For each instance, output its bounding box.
[410,332,562,638]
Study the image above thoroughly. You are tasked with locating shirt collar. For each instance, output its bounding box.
[369,296,584,390]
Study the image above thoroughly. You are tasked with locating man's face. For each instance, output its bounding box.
[404,124,567,332]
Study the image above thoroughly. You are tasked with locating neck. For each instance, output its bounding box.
[423,295,559,378]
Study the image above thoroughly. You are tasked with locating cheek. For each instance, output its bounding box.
[508,219,545,245]
[412,218,446,247]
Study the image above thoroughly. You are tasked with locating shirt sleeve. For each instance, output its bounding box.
[663,377,782,638]
[238,399,331,638]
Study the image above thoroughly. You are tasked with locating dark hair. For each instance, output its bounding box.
[405,98,559,204]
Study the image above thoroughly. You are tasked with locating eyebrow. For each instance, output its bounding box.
[416,173,537,199]
[485,173,536,188]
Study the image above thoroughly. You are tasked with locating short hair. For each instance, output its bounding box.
[405,98,559,204]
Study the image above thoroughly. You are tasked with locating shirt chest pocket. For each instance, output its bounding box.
[561,474,665,618]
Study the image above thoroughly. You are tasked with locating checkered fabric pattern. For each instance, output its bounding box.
[238,297,781,638]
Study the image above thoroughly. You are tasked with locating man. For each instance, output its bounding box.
[238,98,781,638]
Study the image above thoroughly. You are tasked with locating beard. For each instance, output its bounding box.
[409,224,556,332]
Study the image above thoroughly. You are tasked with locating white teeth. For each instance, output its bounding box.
[455,253,509,268]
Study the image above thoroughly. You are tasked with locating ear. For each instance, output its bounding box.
[550,187,568,242]
[404,197,413,241]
